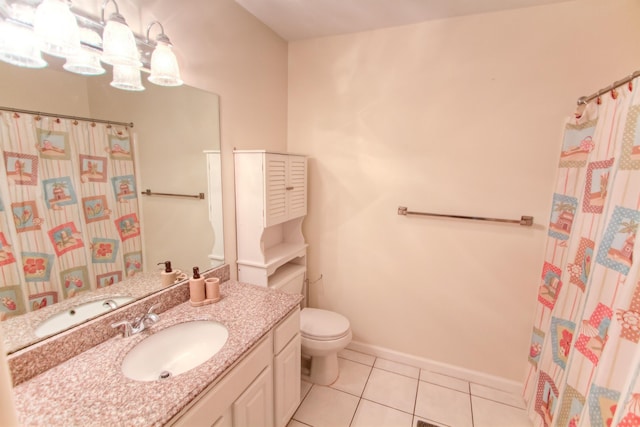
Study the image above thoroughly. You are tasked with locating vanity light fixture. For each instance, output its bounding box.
[110,64,145,91]
[0,3,46,68]
[63,27,106,75]
[100,0,141,68]
[146,21,182,87]
[0,0,183,91]
[33,0,81,58]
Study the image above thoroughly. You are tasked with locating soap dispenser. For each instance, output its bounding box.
[189,266,206,305]
[158,261,177,287]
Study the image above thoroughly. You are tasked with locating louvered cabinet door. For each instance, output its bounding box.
[264,154,288,227]
[287,156,307,220]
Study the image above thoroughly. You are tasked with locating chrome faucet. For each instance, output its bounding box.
[111,304,160,337]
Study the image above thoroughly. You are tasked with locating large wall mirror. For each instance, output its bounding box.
[0,59,224,353]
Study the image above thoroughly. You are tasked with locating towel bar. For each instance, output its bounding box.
[141,189,205,200]
[397,206,533,226]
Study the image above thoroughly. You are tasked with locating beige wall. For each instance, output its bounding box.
[0,61,92,115]
[287,0,640,381]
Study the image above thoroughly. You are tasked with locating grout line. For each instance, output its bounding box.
[471,394,527,410]
[347,355,377,426]
[373,365,421,380]
[362,357,376,396]
[348,397,362,427]
[469,382,475,427]
[419,378,471,395]
[412,374,420,416]
[341,348,377,366]
[337,356,374,370]
[290,384,310,426]
[359,396,416,417]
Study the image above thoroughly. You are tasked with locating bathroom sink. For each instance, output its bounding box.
[120,320,229,381]
[34,296,134,338]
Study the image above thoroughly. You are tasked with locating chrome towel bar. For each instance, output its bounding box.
[141,189,205,200]
[397,206,533,226]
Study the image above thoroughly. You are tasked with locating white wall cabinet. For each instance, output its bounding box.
[169,308,300,427]
[235,151,308,288]
[263,153,307,226]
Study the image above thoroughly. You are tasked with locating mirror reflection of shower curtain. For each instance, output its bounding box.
[524,81,640,426]
[0,111,143,320]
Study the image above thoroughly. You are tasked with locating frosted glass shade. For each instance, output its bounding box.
[64,49,105,75]
[0,20,47,68]
[148,41,183,87]
[101,16,141,67]
[63,28,105,76]
[33,0,80,58]
[110,65,145,91]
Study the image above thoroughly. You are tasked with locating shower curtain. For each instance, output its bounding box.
[524,79,640,427]
[0,112,143,320]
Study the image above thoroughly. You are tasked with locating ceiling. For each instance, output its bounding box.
[233,0,574,41]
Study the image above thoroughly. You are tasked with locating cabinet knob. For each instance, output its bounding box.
[286,186,294,191]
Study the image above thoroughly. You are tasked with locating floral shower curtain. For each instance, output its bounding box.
[524,79,640,426]
[0,111,143,321]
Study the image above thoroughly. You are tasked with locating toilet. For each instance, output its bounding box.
[300,307,352,385]
[275,272,352,385]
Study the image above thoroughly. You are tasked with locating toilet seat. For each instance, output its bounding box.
[301,308,351,341]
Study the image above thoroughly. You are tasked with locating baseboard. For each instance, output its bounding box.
[347,340,523,395]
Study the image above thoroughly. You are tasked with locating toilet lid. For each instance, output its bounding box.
[301,308,350,340]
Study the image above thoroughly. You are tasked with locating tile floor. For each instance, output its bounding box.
[288,348,532,427]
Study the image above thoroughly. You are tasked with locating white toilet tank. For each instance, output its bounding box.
[271,266,305,295]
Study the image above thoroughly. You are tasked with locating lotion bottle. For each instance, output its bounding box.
[158,261,177,287]
[189,266,205,305]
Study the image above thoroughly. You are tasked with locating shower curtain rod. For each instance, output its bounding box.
[0,106,134,128]
[577,70,640,105]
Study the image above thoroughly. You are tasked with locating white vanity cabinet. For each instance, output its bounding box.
[235,151,308,288]
[169,308,300,427]
[273,307,301,427]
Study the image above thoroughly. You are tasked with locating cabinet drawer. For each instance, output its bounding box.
[170,333,273,427]
[274,308,300,354]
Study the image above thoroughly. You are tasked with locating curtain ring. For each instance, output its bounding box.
[597,96,602,105]
[90,122,96,127]
[611,88,618,100]
[73,120,78,125]
[629,81,633,92]
[55,118,61,124]
[35,115,41,121]
[12,112,20,119]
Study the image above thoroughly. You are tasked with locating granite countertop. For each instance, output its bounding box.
[11,280,302,427]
